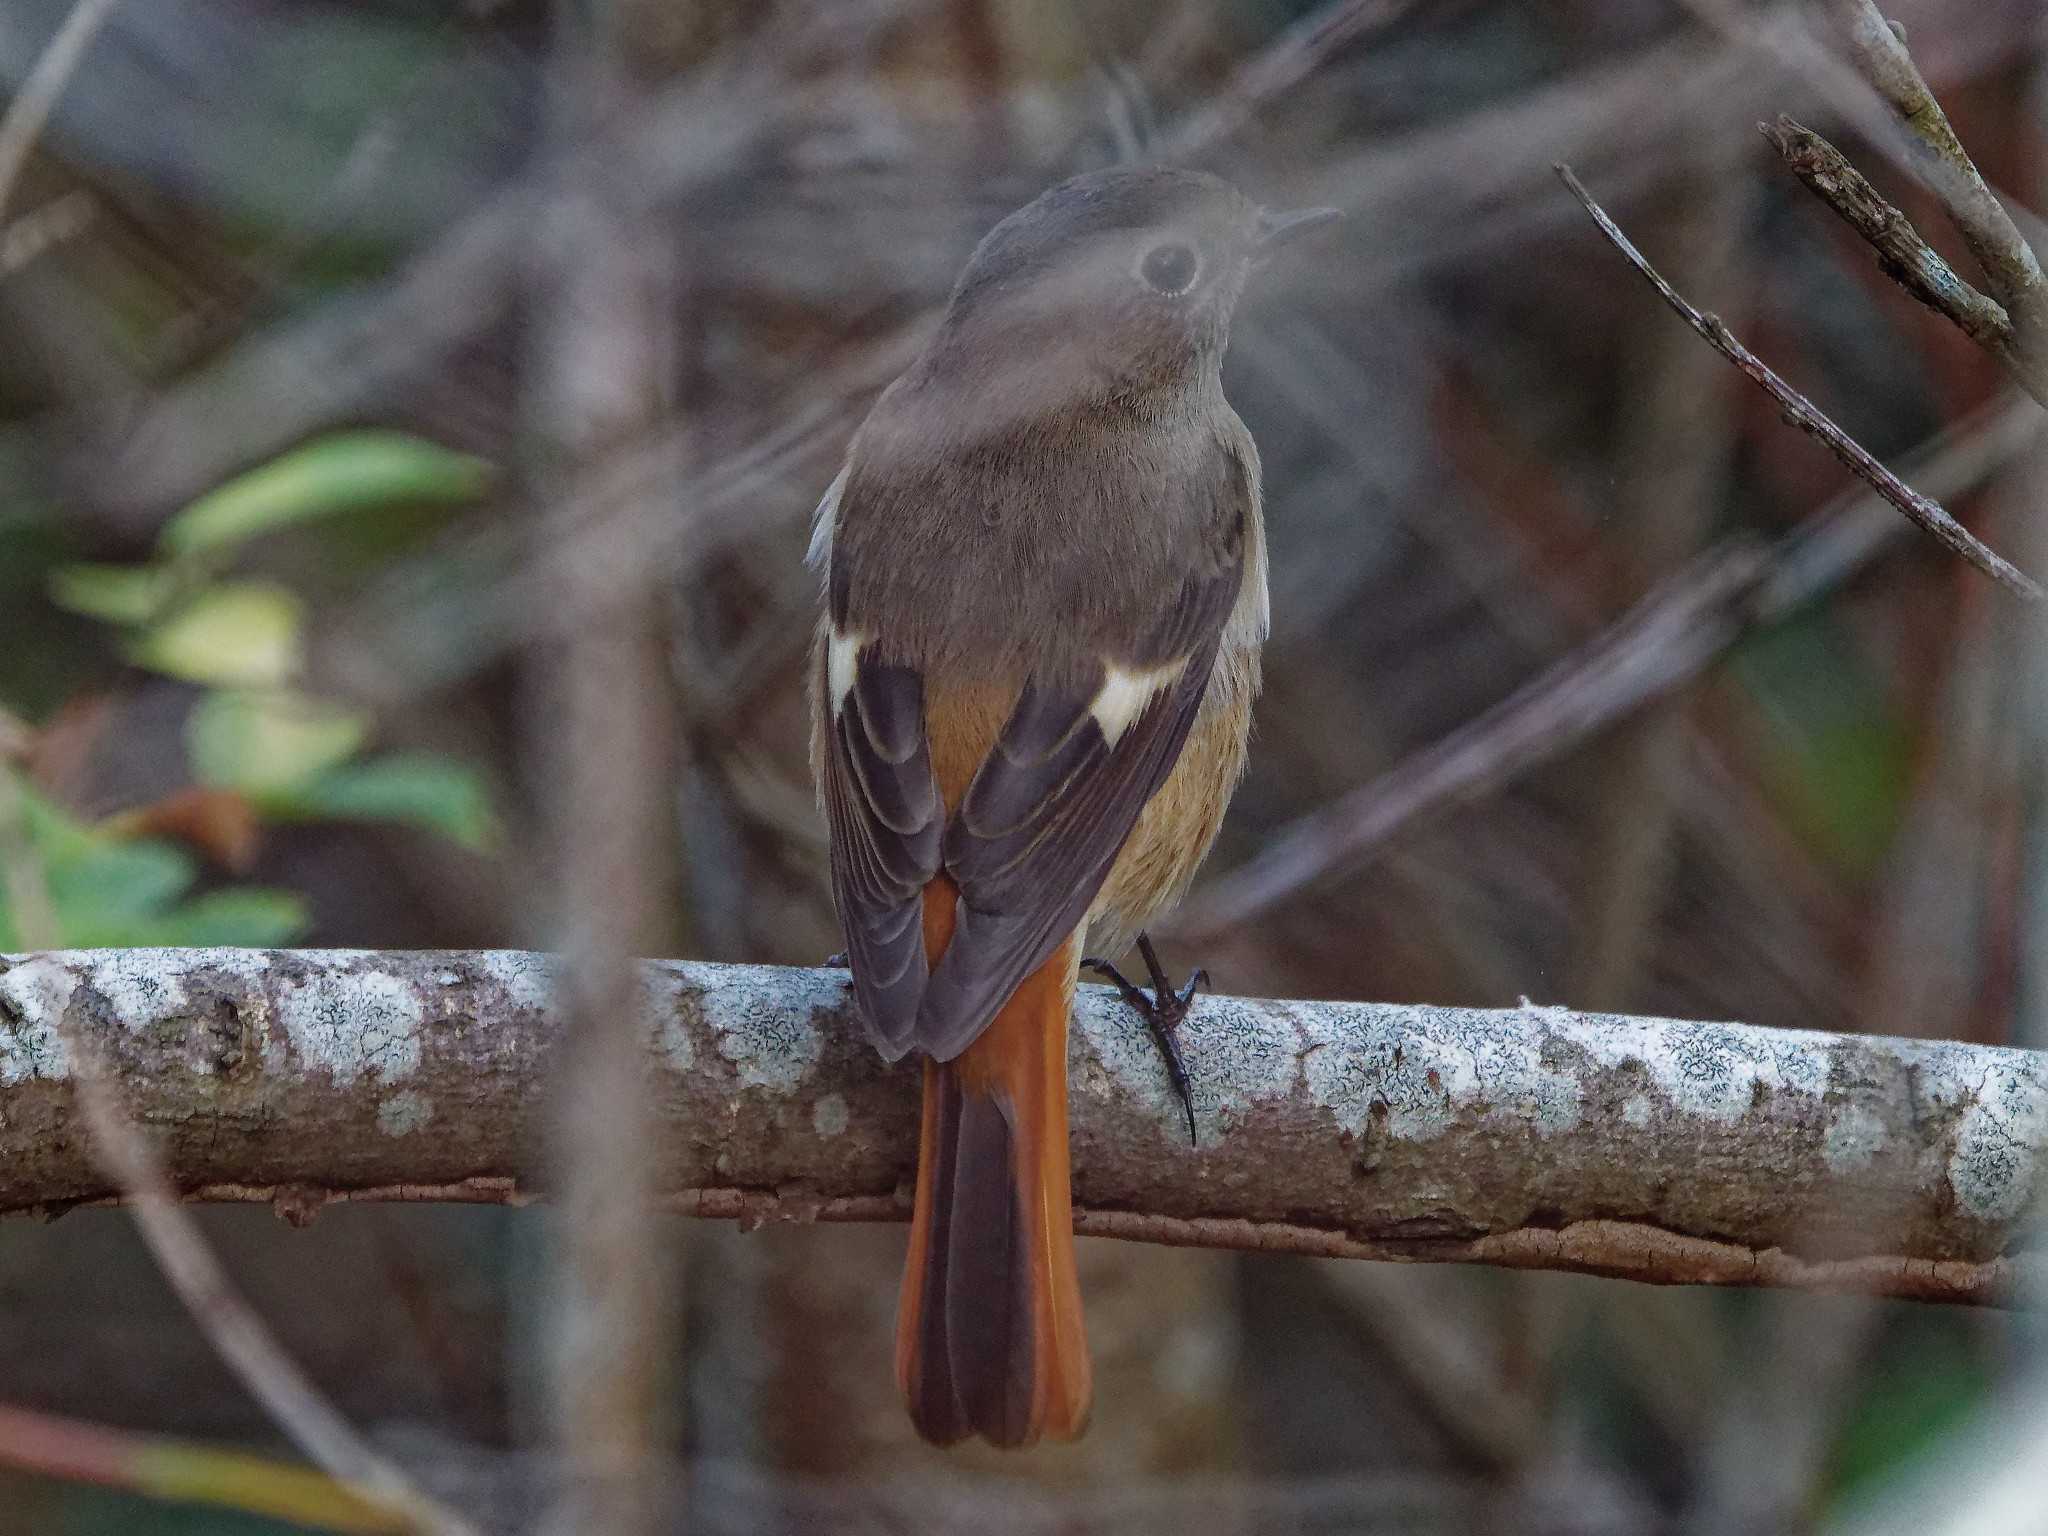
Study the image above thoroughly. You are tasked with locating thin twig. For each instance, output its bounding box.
[1822,0,2048,346]
[1555,162,2041,602]
[1760,115,2022,368]
[0,0,120,222]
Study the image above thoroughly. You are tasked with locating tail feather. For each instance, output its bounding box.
[896,883,1089,1447]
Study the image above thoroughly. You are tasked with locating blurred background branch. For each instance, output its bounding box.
[0,0,117,222]
[527,3,684,1534]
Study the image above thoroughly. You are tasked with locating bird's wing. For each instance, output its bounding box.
[824,428,1254,1063]
[821,651,944,1061]
[912,580,1235,1061]
[914,421,1251,1056]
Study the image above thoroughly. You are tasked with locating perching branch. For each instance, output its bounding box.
[2,949,2042,1306]
[1555,163,2043,602]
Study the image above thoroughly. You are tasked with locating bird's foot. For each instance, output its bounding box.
[1081,932,1205,1146]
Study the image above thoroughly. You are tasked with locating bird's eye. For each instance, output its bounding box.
[1138,241,1200,295]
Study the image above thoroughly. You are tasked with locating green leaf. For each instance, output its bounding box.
[131,582,305,687]
[4,780,198,946]
[2,776,309,949]
[161,432,493,558]
[187,689,369,794]
[15,778,96,865]
[145,888,309,948]
[48,562,183,626]
[269,753,497,851]
[44,840,196,927]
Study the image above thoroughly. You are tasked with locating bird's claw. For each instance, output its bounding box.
[1083,933,1205,1146]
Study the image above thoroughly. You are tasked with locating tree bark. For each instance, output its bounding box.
[1,948,2041,1304]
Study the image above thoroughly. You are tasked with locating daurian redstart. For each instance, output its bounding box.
[810,167,1335,1448]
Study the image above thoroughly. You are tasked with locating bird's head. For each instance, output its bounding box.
[926,167,1337,410]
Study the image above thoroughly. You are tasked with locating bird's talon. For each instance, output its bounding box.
[1095,932,1205,1147]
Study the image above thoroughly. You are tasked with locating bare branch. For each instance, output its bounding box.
[1556,163,2042,602]
[1822,0,2048,347]
[1759,115,2024,373]
[1,949,2042,1307]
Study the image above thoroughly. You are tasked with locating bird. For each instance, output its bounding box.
[808,165,1334,1448]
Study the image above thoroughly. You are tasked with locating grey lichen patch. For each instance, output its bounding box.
[471,950,564,1015]
[1823,1102,1886,1174]
[273,963,423,1084]
[812,1093,850,1138]
[1300,1001,1582,1143]
[79,948,273,1037]
[1539,1003,1837,1125]
[697,963,829,1091]
[640,963,697,1075]
[1073,986,1295,1140]
[1942,1052,2048,1223]
[377,1089,434,1136]
[0,956,75,1083]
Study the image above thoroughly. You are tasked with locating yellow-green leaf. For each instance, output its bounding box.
[131,582,305,687]
[161,430,494,557]
[48,562,182,626]
[272,753,498,851]
[186,688,369,793]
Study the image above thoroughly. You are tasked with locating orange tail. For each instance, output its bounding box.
[895,878,1090,1447]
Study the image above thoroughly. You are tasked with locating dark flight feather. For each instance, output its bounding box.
[823,657,943,1060]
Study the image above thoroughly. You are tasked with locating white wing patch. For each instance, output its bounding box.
[828,629,864,716]
[1090,659,1187,747]
[805,463,850,572]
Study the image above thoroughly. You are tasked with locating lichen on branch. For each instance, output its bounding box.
[1,948,2042,1304]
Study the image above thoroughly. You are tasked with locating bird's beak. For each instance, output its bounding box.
[1254,205,1343,252]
